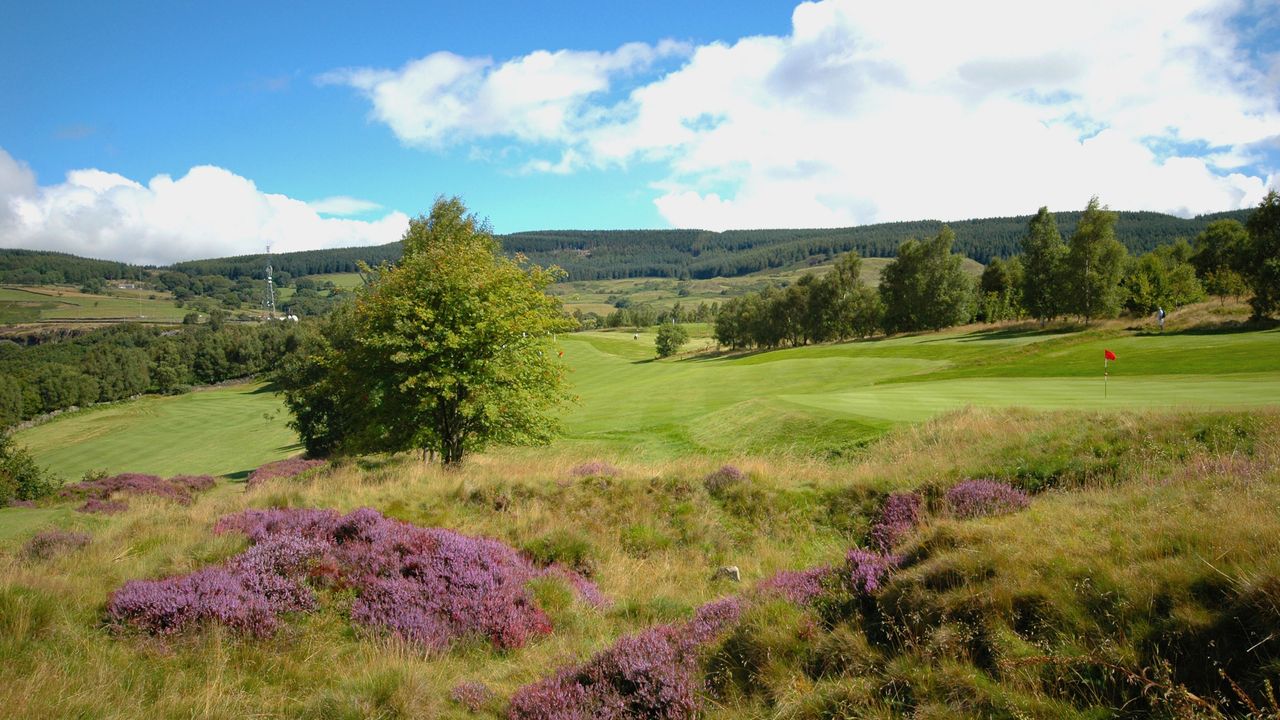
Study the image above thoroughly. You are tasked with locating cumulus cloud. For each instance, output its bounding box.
[308,195,384,215]
[325,0,1279,229]
[0,147,408,266]
[318,40,690,151]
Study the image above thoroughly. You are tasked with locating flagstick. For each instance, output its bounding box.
[1104,357,1108,398]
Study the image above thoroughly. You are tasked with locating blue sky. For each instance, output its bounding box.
[1,0,1277,264]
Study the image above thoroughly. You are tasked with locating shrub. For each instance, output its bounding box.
[570,460,619,479]
[0,431,56,505]
[245,457,327,489]
[702,464,745,497]
[450,681,492,713]
[867,491,922,551]
[758,566,831,606]
[845,549,899,594]
[509,597,742,720]
[23,529,91,560]
[113,507,603,649]
[945,479,1030,519]
[65,472,217,513]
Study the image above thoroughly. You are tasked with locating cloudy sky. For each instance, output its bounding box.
[1,0,1277,265]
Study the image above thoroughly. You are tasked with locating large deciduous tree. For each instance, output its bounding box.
[1064,197,1127,322]
[279,197,574,465]
[879,226,973,334]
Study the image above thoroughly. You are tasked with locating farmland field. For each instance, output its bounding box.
[0,284,190,323]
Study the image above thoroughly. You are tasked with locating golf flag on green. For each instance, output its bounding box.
[1103,349,1116,397]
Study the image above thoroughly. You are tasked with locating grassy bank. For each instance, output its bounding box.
[1,407,1277,717]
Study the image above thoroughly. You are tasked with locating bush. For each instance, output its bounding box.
[23,529,91,560]
[655,323,690,358]
[867,491,922,551]
[62,472,217,513]
[702,464,745,497]
[245,457,327,489]
[945,479,1030,519]
[0,431,56,505]
[111,507,603,649]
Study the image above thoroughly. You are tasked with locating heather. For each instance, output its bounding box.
[245,456,327,488]
[22,529,91,560]
[112,507,603,651]
[1,408,1278,718]
[63,471,217,513]
[945,478,1031,518]
[866,490,922,551]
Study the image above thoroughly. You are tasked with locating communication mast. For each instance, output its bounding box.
[265,243,277,319]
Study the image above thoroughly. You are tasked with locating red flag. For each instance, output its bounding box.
[1104,349,1117,361]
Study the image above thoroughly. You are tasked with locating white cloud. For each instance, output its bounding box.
[0,147,408,266]
[327,0,1279,229]
[308,195,384,215]
[318,40,690,150]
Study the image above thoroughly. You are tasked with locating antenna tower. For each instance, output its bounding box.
[265,243,277,319]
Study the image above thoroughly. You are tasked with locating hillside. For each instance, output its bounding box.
[2,207,1249,285]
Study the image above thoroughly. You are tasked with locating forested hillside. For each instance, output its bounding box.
[1,208,1252,284]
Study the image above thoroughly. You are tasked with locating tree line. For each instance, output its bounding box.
[0,321,304,428]
[711,193,1279,349]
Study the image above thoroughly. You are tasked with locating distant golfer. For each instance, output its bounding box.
[633,332,638,340]
[1157,306,1166,332]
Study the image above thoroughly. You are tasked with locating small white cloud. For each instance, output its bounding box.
[0,146,408,266]
[308,195,384,215]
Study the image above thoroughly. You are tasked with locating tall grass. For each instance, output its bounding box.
[1,407,1278,717]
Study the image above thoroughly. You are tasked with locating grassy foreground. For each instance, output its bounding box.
[1,407,1278,718]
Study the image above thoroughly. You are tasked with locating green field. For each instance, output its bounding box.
[13,316,1280,475]
[14,383,301,481]
[556,322,1280,457]
[0,284,189,323]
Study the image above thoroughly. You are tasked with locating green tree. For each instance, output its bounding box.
[879,226,974,334]
[655,323,689,358]
[977,256,1023,322]
[0,431,55,504]
[1064,197,1127,322]
[1020,206,1067,322]
[279,197,574,465]
[1243,189,1280,319]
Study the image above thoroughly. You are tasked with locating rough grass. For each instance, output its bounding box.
[2,407,1278,718]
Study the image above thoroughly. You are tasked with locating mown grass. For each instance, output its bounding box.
[14,383,301,483]
[1,407,1277,718]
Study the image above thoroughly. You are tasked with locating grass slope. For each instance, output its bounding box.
[1,409,1277,718]
[557,317,1280,458]
[14,383,300,482]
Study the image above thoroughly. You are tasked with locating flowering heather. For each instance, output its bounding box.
[451,681,493,713]
[66,472,217,513]
[79,498,129,514]
[114,507,600,649]
[846,548,899,594]
[758,566,831,606]
[245,457,327,489]
[569,460,619,478]
[945,479,1031,519]
[867,491,922,551]
[702,465,745,495]
[508,597,743,720]
[23,529,91,560]
[8,499,35,508]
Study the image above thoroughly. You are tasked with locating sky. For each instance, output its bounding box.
[0,0,1277,266]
